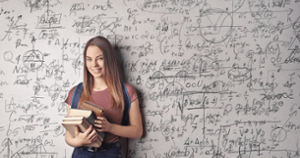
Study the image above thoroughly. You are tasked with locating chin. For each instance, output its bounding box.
[92,74,104,78]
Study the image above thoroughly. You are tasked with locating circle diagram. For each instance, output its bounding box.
[199,8,233,44]
[23,49,44,71]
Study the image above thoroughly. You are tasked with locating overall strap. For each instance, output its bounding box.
[121,82,131,125]
[71,82,131,157]
[71,82,83,109]
[71,82,131,120]
[120,82,131,158]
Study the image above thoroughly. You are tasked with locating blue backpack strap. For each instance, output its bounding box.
[72,82,131,157]
[120,82,131,158]
[121,82,131,125]
[71,82,131,122]
[71,82,83,109]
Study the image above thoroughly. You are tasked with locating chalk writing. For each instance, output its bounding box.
[0,0,299,158]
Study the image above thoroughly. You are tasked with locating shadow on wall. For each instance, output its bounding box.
[114,44,147,158]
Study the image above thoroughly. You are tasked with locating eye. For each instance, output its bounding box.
[86,58,92,61]
[98,57,103,60]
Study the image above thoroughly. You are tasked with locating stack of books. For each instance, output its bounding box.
[62,101,104,147]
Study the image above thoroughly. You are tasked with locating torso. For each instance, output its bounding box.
[65,83,137,143]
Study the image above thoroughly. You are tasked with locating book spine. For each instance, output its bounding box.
[78,119,90,132]
[82,118,102,146]
[85,115,106,139]
[82,118,104,140]
[84,101,104,111]
[78,111,105,139]
[85,112,96,125]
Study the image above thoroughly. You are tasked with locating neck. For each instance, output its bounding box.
[93,78,107,91]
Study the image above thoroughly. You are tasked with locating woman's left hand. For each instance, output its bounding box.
[94,116,112,132]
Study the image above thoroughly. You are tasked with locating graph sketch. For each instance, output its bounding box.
[0,0,300,157]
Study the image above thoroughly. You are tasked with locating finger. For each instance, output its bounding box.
[85,125,93,134]
[89,135,97,143]
[89,128,96,135]
[87,133,93,140]
[92,128,98,136]
[97,116,104,120]
[96,128,104,132]
[91,130,98,138]
[94,123,102,129]
[92,135,98,142]
[88,129,97,140]
[94,121,102,127]
[94,119,101,124]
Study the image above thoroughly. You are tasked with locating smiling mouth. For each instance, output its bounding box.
[92,68,102,73]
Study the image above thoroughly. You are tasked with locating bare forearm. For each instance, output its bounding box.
[95,99,143,138]
[108,124,143,138]
[65,131,83,147]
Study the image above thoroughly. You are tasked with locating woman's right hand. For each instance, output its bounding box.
[74,125,98,146]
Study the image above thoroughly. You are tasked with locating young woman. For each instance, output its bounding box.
[64,36,143,158]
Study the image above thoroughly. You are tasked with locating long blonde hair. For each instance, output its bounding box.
[79,36,124,111]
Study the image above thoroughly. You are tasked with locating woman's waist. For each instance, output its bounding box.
[102,132,120,144]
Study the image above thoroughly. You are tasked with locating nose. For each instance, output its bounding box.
[92,59,99,67]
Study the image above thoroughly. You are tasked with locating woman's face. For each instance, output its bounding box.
[86,45,105,79]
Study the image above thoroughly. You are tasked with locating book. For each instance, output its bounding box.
[79,101,104,117]
[62,116,103,147]
[67,108,105,139]
[68,108,96,121]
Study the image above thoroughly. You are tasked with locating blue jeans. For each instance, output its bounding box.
[72,142,122,158]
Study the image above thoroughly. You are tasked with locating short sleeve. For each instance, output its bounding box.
[65,86,76,106]
[124,83,138,103]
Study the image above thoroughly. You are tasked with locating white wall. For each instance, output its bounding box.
[0,0,300,157]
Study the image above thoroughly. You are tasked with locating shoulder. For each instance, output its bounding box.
[65,83,81,105]
[123,83,138,103]
[69,86,76,94]
[123,83,135,93]
[68,84,80,96]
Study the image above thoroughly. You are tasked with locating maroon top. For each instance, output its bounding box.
[65,83,138,143]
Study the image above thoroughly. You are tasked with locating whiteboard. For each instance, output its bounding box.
[0,0,300,157]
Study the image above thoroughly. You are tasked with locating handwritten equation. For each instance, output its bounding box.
[0,0,300,157]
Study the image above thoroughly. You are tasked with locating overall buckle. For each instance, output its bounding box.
[87,147,98,152]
